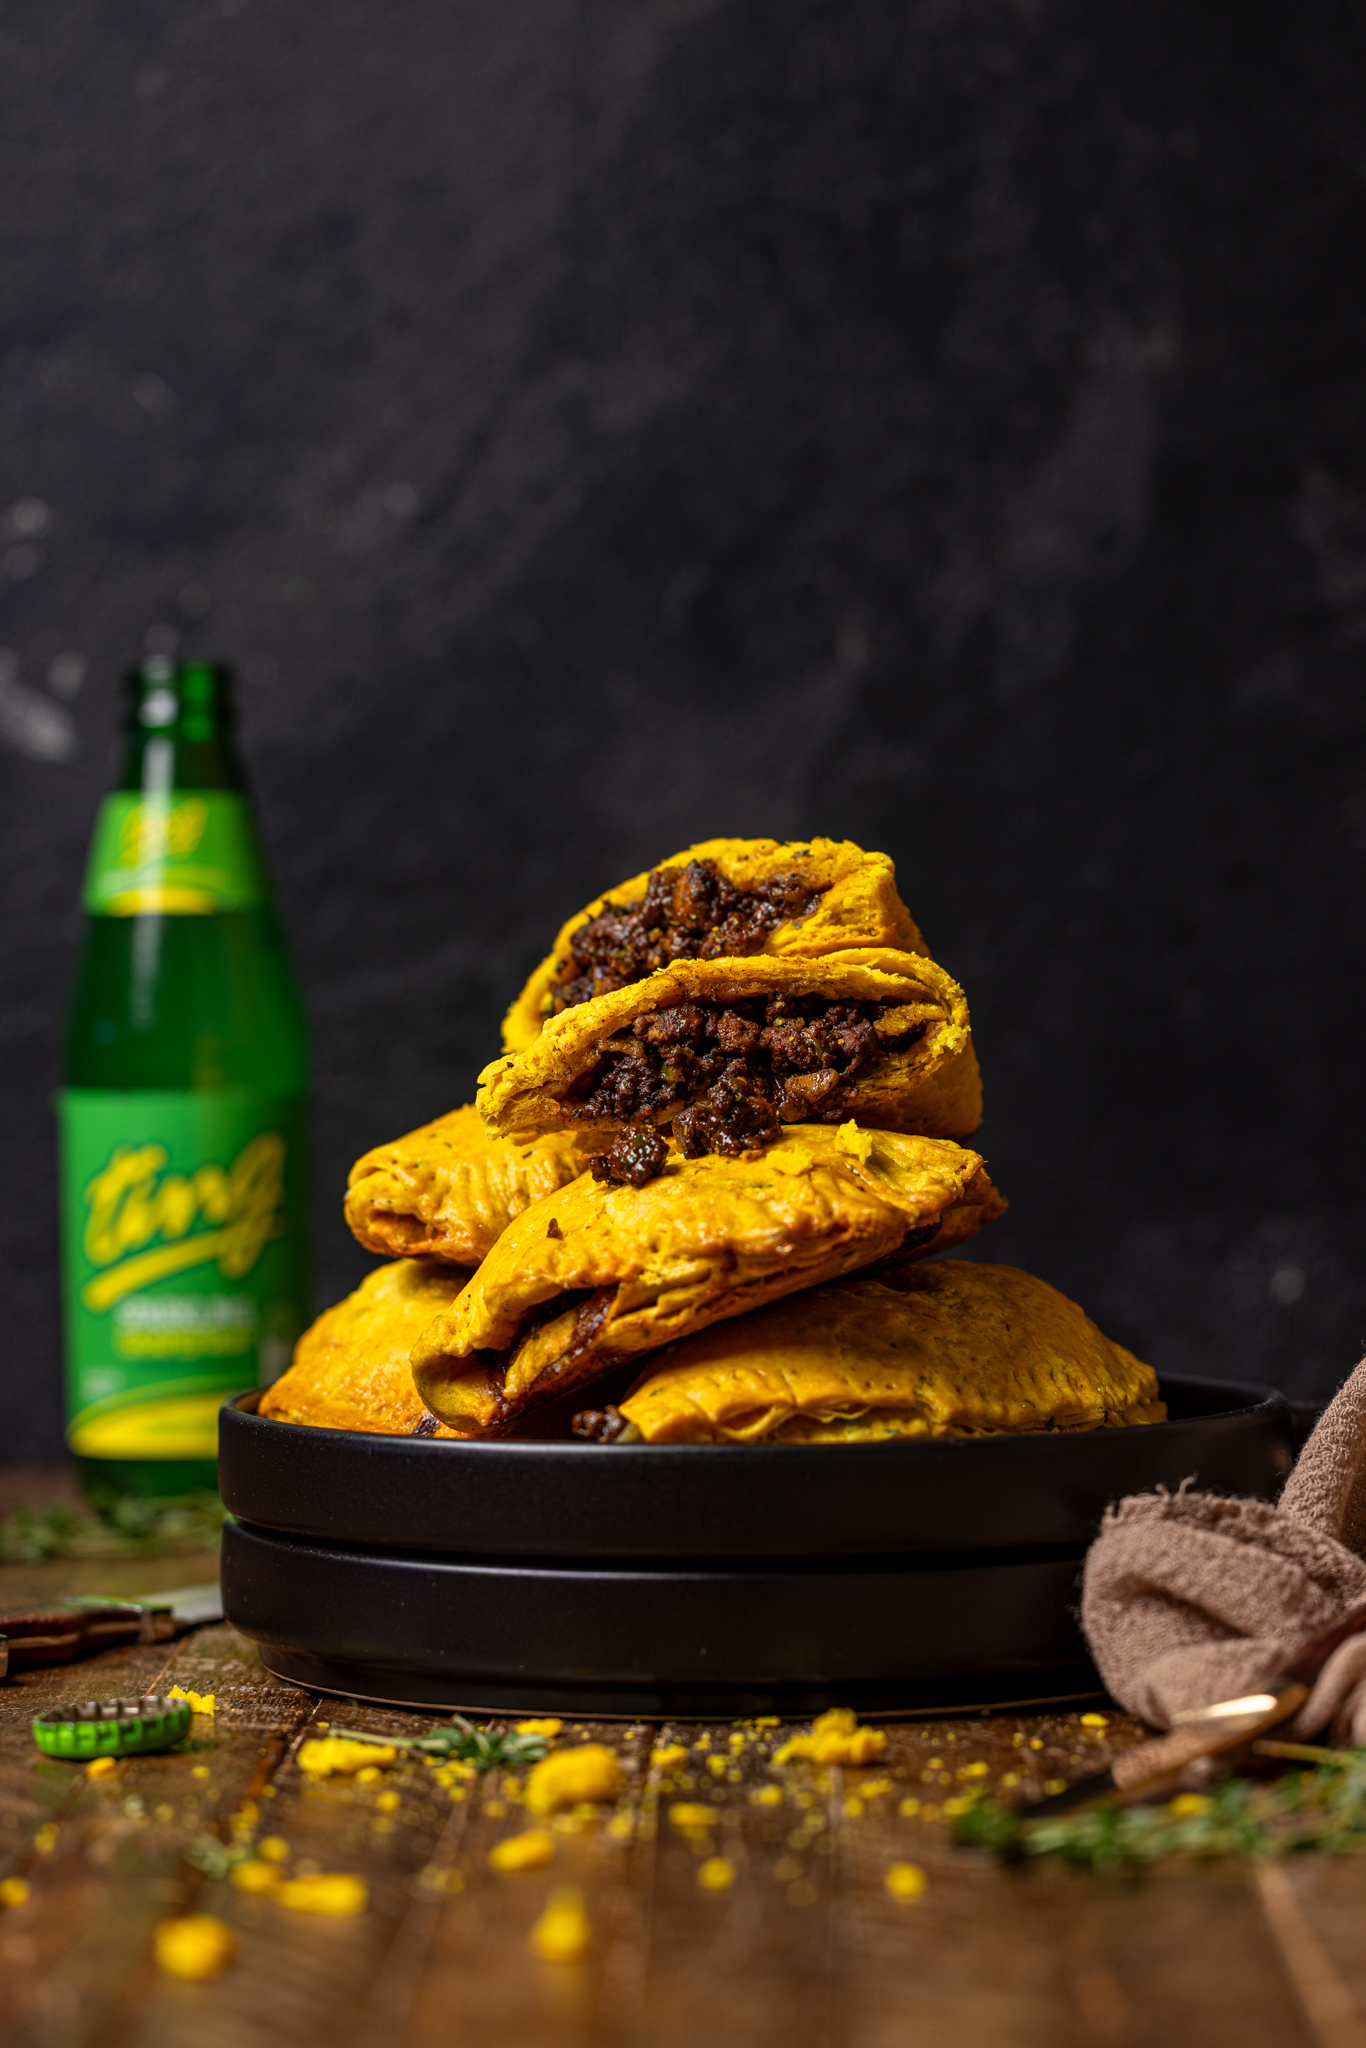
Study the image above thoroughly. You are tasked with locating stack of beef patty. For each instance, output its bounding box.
[263,838,1162,1446]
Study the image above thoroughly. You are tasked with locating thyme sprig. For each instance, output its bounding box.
[0,1491,226,1562]
[184,1835,255,1880]
[332,1717,551,1772]
[955,1750,1366,1867]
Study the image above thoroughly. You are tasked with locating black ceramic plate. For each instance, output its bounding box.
[222,1515,1100,1717]
[218,1375,1293,1715]
[219,1374,1294,1560]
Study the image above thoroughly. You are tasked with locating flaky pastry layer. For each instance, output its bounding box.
[616,1261,1164,1444]
[411,1124,1000,1437]
[345,1104,594,1264]
[260,1258,472,1437]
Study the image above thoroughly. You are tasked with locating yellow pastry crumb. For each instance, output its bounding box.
[298,1737,396,1777]
[1079,1713,1109,1729]
[669,1803,719,1830]
[167,1687,216,1715]
[490,1828,555,1872]
[530,1887,592,1962]
[836,1121,875,1164]
[154,1914,235,1979]
[276,1872,368,1915]
[86,1756,117,1779]
[651,1744,689,1771]
[885,1862,927,1903]
[525,1745,621,1815]
[774,1709,887,1767]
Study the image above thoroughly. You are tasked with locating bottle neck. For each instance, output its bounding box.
[117,661,245,793]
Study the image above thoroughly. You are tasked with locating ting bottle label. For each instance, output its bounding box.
[57,1089,309,1460]
[82,793,266,915]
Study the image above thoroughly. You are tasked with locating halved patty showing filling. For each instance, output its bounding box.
[500,836,931,1054]
[551,859,823,1015]
[480,952,981,1152]
[573,993,926,1157]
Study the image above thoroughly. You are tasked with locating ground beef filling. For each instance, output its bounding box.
[471,1286,623,1425]
[591,1125,669,1188]
[550,859,823,1014]
[572,1404,637,1443]
[569,994,924,1156]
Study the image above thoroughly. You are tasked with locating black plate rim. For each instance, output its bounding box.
[223,1369,1287,1468]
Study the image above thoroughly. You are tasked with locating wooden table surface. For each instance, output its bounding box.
[0,1536,1362,2048]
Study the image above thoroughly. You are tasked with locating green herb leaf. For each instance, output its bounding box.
[954,1754,1366,1867]
[329,1717,550,1773]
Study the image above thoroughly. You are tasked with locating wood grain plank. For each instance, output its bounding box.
[0,1544,1351,2048]
[399,1719,654,2048]
[0,1625,310,2048]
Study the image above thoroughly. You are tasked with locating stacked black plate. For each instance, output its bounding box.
[218,1376,1294,1717]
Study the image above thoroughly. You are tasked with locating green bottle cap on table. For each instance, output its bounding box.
[32,1696,192,1759]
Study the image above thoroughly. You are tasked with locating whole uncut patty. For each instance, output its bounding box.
[260,1258,471,1437]
[345,1104,595,1264]
[603,1262,1163,1446]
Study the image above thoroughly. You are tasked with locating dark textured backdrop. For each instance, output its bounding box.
[2,0,1365,1459]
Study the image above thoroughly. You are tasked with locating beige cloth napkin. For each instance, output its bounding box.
[1081,1360,1366,1740]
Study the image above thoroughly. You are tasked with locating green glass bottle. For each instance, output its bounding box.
[59,659,310,1504]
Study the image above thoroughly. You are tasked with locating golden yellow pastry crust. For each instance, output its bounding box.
[616,1261,1164,1444]
[411,1125,1000,1437]
[344,1104,594,1264]
[481,950,980,1146]
[502,836,929,1051]
[259,1258,473,1436]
